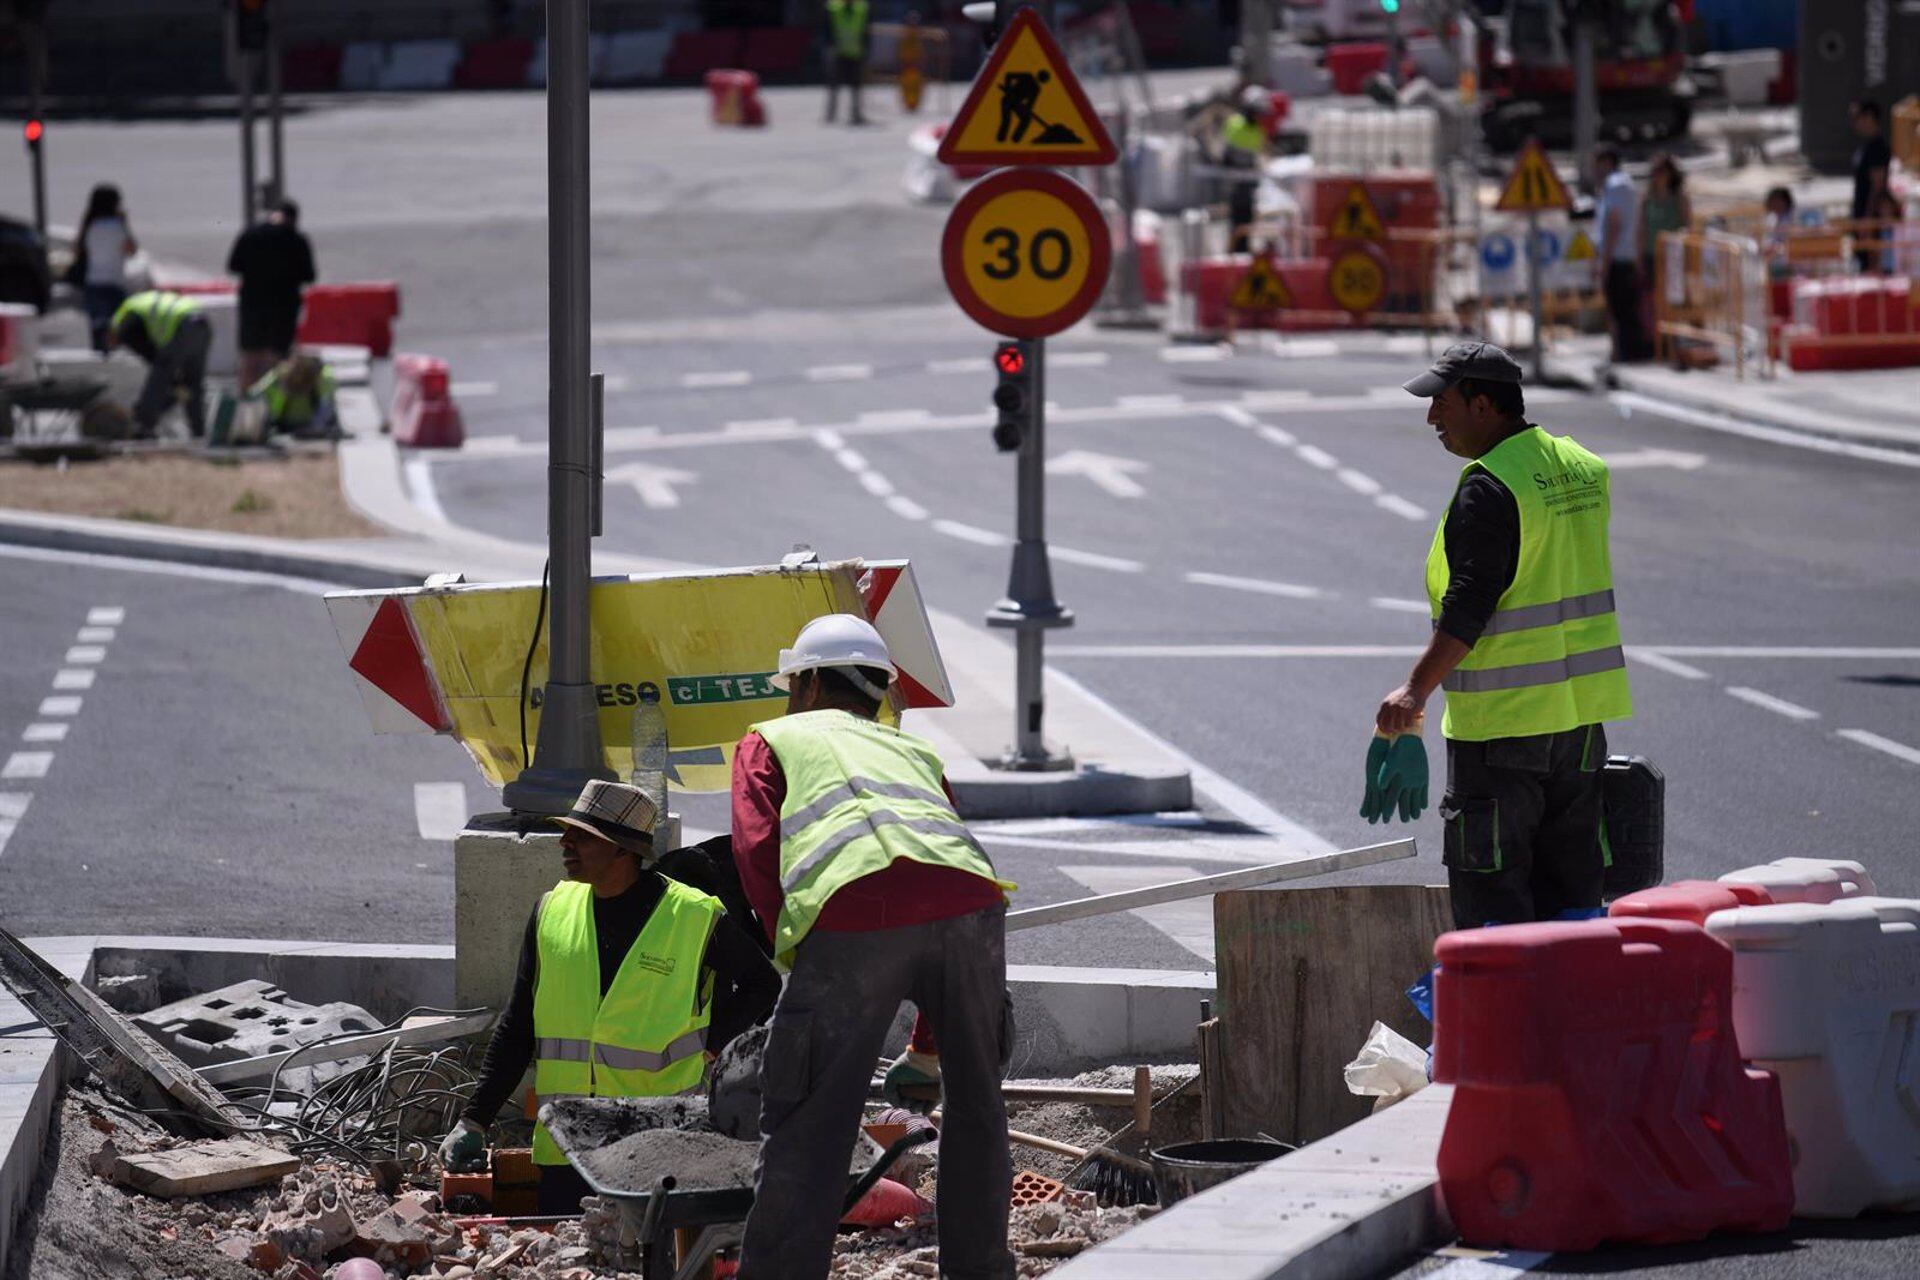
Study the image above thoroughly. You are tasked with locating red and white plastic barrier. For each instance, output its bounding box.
[388,353,464,448]
[299,283,401,359]
[1719,857,1878,905]
[1783,276,1920,371]
[1609,878,1773,927]
[705,70,767,127]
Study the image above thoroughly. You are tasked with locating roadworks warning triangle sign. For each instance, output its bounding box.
[1231,255,1294,311]
[1329,183,1386,243]
[1565,228,1596,262]
[1496,139,1573,213]
[937,8,1117,167]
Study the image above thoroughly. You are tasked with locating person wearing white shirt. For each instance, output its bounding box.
[74,184,138,352]
[1591,146,1651,364]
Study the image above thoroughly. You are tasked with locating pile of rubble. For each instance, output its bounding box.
[830,1201,1156,1279]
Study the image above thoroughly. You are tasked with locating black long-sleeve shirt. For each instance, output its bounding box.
[463,871,780,1124]
[1435,468,1521,648]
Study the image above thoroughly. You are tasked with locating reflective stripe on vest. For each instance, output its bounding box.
[1425,426,1633,741]
[529,878,721,1165]
[752,710,1008,959]
[115,291,198,347]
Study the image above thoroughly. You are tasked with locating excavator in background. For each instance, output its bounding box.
[1476,0,1695,152]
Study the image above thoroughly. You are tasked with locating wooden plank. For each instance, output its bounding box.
[1215,885,1452,1147]
[1195,1017,1224,1141]
[110,1138,302,1198]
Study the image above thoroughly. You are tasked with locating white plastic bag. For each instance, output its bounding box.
[1343,1021,1430,1112]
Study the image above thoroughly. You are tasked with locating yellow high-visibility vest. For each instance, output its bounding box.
[827,0,869,59]
[112,291,199,347]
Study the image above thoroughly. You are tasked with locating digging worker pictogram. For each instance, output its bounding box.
[995,67,1082,146]
[730,614,1017,1280]
[1364,343,1634,930]
[439,780,779,1216]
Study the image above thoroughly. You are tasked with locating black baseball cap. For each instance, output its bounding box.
[1402,341,1525,397]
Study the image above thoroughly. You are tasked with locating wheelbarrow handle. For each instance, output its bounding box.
[841,1126,939,1215]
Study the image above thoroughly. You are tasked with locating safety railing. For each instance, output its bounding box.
[1652,230,1773,379]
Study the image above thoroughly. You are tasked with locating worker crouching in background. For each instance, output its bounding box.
[251,352,339,439]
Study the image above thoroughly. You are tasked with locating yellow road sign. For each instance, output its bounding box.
[1566,228,1596,262]
[936,8,1116,167]
[941,168,1111,339]
[1330,183,1387,243]
[1329,246,1387,315]
[1231,254,1294,312]
[1496,139,1573,213]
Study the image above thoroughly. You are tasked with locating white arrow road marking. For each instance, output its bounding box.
[606,462,699,509]
[1047,450,1149,499]
[1605,448,1708,471]
[414,782,470,841]
[0,793,29,860]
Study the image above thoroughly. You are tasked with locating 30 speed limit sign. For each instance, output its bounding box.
[941,169,1111,339]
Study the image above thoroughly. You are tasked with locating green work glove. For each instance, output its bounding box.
[1373,734,1430,823]
[438,1118,487,1172]
[882,1049,941,1109]
[1360,735,1393,824]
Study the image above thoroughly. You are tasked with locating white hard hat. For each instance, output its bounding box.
[772,614,897,691]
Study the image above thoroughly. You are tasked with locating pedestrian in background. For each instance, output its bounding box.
[823,0,870,126]
[1635,153,1689,291]
[1849,99,1892,273]
[1367,343,1633,930]
[72,183,137,352]
[1592,146,1651,364]
[226,196,316,389]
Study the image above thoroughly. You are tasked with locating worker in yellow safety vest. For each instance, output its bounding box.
[438,781,779,1216]
[108,290,212,438]
[730,615,1016,1280]
[1367,342,1633,929]
[1219,86,1272,253]
[249,352,338,438]
[824,0,871,125]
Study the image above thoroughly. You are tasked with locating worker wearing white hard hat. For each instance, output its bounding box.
[730,613,1016,1280]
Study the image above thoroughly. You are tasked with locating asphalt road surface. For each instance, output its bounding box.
[4,86,1918,1277]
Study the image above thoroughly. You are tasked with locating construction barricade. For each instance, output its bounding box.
[1720,857,1878,905]
[388,354,463,449]
[704,70,766,127]
[1652,230,1774,378]
[1609,879,1773,926]
[1784,275,1920,371]
[299,283,401,358]
[1433,917,1793,1250]
[1707,898,1920,1217]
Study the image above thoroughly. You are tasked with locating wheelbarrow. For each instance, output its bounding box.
[543,1096,937,1280]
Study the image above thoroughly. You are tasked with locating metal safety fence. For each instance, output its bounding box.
[1652,231,1772,378]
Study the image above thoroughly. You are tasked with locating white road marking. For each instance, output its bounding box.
[682,370,751,389]
[76,627,115,643]
[3,752,53,780]
[1046,449,1149,499]
[1627,648,1711,680]
[449,380,498,397]
[886,495,930,521]
[1050,351,1110,368]
[1116,393,1184,411]
[39,696,82,717]
[1423,1250,1550,1279]
[927,357,980,375]
[414,782,470,841]
[1051,546,1145,573]
[812,428,846,449]
[1649,646,1920,659]
[1337,468,1383,495]
[1258,425,1297,447]
[1053,644,1424,658]
[0,544,334,595]
[602,426,660,448]
[605,461,698,509]
[88,607,125,625]
[64,646,107,665]
[983,832,1302,866]
[806,363,873,382]
[458,434,527,454]
[932,519,1008,547]
[1186,571,1323,599]
[1605,447,1708,471]
[0,793,29,860]
[1611,390,1920,469]
[725,417,797,433]
[1835,729,1920,766]
[1296,444,1338,470]
[859,471,895,497]
[22,724,68,743]
[1061,864,1216,962]
[52,670,96,690]
[1725,686,1820,720]
[1266,337,1343,359]
[856,409,932,427]
[403,456,451,526]
[1160,345,1231,363]
[976,812,1211,837]
[1238,389,1316,409]
[833,448,869,472]
[1375,494,1428,520]
[1371,597,1431,614]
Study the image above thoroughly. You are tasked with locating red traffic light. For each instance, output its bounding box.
[994,343,1024,376]
[23,120,43,145]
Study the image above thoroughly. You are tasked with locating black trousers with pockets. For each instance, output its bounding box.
[1442,724,1608,929]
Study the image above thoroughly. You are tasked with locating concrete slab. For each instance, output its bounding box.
[453,815,565,1015]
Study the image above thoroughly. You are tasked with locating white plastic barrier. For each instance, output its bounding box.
[1308,107,1439,174]
[1721,857,1879,905]
[377,39,460,92]
[0,302,40,379]
[339,41,387,92]
[1706,898,1920,1217]
[191,293,239,379]
[902,124,959,205]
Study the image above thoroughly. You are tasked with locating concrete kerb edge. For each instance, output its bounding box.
[1609,367,1920,455]
[0,935,1220,1270]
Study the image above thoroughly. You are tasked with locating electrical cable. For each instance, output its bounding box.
[519,558,551,768]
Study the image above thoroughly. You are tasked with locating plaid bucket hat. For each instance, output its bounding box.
[553,780,658,854]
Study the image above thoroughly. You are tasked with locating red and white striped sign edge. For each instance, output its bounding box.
[325,591,452,735]
[857,560,954,710]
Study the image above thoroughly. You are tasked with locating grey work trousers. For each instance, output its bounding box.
[739,905,1014,1280]
[134,316,211,436]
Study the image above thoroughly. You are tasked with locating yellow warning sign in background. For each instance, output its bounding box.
[1496,139,1573,213]
[1329,183,1387,243]
[936,8,1116,167]
[1231,255,1294,311]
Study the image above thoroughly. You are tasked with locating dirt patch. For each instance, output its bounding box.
[0,451,380,538]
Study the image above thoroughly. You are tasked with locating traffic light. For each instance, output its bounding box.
[992,341,1028,452]
[235,0,270,53]
[23,119,43,150]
